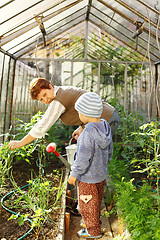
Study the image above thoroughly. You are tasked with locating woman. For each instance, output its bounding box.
[9,78,120,150]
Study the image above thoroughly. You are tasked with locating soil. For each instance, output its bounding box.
[0,157,65,240]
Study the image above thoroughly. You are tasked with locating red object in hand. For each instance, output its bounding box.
[46,143,60,157]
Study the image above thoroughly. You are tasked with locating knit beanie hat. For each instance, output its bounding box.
[75,92,103,118]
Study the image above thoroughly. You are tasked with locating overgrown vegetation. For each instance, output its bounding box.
[107,100,160,240]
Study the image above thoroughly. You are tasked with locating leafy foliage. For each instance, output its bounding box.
[12,110,76,152]
[107,102,160,239]
[8,170,67,237]
[1,110,74,236]
[0,142,13,191]
[115,179,160,240]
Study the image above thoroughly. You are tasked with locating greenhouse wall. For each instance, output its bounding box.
[0,55,158,143]
[0,52,46,143]
[61,60,156,121]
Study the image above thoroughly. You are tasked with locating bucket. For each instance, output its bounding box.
[65,144,77,166]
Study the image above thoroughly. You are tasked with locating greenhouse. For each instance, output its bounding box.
[0,0,160,239]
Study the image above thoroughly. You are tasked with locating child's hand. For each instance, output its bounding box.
[72,126,83,140]
[68,175,77,186]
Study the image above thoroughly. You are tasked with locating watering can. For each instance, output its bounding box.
[46,143,71,170]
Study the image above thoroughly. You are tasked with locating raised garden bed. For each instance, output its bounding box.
[0,157,68,240]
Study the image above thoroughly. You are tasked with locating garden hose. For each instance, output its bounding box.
[1,157,45,239]
[1,183,33,240]
[1,142,70,239]
[135,179,160,194]
[134,170,160,193]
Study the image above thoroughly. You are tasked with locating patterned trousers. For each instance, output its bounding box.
[78,180,105,236]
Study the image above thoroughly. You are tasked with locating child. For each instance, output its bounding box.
[68,92,113,239]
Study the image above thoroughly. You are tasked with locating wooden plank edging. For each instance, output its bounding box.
[56,168,69,240]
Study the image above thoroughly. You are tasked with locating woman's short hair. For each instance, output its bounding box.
[30,78,53,100]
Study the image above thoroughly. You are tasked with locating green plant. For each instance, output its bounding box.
[12,111,45,139]
[12,111,76,153]
[0,142,14,191]
[2,111,71,237]
[117,112,144,142]
[113,234,131,240]
[131,121,160,194]
[107,111,145,183]
[107,107,160,239]
[8,169,67,237]
[115,179,160,240]
[108,143,131,183]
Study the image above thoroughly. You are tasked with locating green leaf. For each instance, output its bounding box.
[8,214,18,220]
[138,140,144,148]
[18,216,24,226]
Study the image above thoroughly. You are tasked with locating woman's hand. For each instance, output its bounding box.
[68,175,77,186]
[72,126,83,140]
[9,134,36,150]
[9,140,23,150]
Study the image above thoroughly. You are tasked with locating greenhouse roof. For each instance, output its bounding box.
[0,0,160,62]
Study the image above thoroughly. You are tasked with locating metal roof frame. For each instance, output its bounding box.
[7,7,86,54]
[0,0,83,46]
[89,13,159,61]
[0,0,159,62]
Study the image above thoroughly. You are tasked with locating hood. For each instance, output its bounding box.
[87,119,112,149]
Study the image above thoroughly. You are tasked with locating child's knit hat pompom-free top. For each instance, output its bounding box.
[75,92,103,118]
